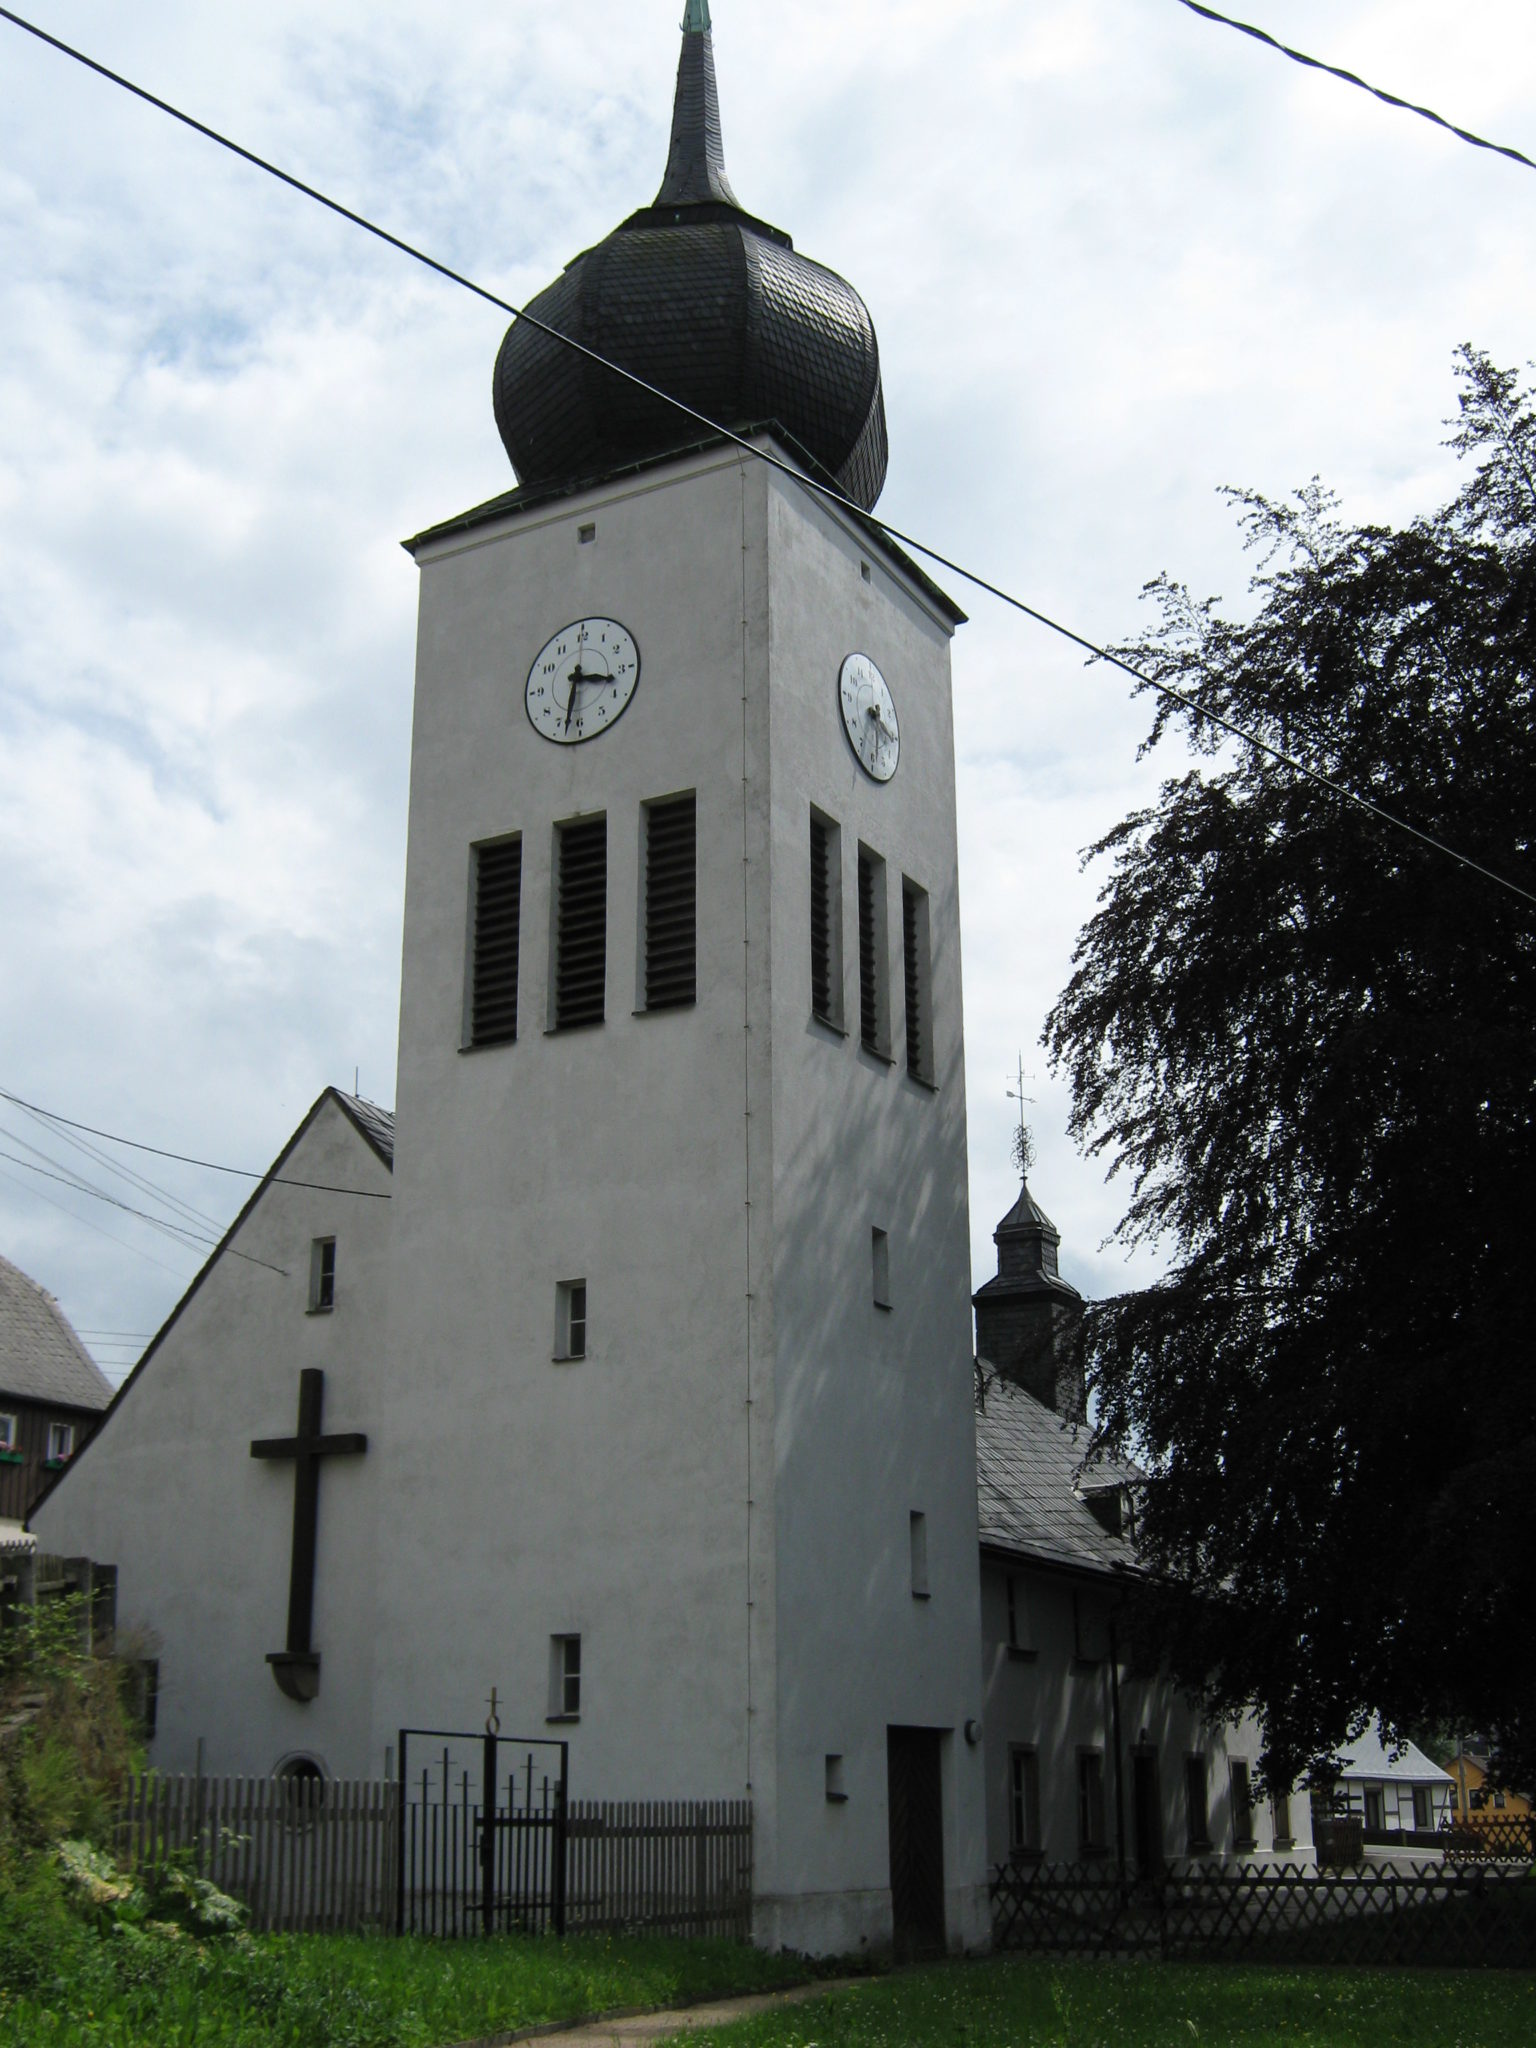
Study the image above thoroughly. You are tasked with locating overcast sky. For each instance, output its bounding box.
[1,0,1532,1385]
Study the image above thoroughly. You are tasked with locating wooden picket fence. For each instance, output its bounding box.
[115,1778,753,1941]
[565,1800,753,1940]
[992,1857,1536,1968]
[115,1775,398,1933]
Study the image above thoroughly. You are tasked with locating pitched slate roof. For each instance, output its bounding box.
[975,1367,1138,1579]
[335,1093,394,1167]
[1336,1723,1454,1785]
[0,1255,113,1412]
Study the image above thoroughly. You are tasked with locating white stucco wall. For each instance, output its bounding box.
[979,1557,1316,1871]
[30,1096,393,1778]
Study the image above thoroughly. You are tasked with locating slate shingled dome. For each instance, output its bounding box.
[493,9,889,511]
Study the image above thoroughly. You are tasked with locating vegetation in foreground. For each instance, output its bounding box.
[668,1953,1536,2048]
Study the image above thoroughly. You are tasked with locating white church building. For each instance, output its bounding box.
[31,2,1308,1955]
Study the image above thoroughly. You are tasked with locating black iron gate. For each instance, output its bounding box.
[396,1726,569,1936]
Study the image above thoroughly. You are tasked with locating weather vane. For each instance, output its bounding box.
[1007,1054,1036,1178]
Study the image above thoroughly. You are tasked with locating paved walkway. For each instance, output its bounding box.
[447,1975,869,2048]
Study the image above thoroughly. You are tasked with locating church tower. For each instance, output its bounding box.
[375,6,987,1953]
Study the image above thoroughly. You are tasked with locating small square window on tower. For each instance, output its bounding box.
[809,808,844,1030]
[578,522,596,544]
[466,834,522,1049]
[308,1238,336,1314]
[857,844,891,1058]
[548,1634,581,1720]
[551,814,607,1030]
[642,792,697,1010]
[909,1510,930,1599]
[901,877,934,1085]
[555,1280,587,1362]
[871,1226,891,1309]
[825,1753,848,1803]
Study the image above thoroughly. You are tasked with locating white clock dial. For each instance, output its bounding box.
[526,617,640,744]
[838,652,900,782]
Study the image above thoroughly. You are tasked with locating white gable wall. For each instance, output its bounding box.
[30,1097,392,1777]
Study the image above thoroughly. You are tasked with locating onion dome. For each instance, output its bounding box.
[492,2,889,510]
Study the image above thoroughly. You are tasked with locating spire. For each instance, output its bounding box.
[655,6,738,207]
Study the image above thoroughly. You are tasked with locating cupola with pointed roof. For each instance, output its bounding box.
[492,6,889,509]
[974,1176,1086,1422]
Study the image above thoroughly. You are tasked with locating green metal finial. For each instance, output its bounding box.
[682,0,711,32]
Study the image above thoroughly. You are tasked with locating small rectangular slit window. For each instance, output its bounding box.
[871,1226,891,1309]
[857,845,889,1056]
[468,835,522,1048]
[825,1754,847,1803]
[909,1511,930,1599]
[309,1238,336,1314]
[902,877,934,1084]
[809,809,843,1028]
[643,793,697,1009]
[553,815,607,1029]
[556,1280,587,1361]
[578,522,596,544]
[1185,1755,1210,1848]
[549,1635,581,1719]
[1010,1748,1041,1856]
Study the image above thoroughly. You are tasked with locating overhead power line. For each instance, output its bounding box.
[0,1087,392,1200]
[1173,0,1536,174]
[1,5,1532,911]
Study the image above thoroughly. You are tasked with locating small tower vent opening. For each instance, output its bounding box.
[554,816,607,1029]
[644,794,697,1010]
[469,835,522,1048]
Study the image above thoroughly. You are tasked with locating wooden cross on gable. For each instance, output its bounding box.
[251,1368,366,1702]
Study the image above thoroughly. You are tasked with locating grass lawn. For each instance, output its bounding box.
[664,1954,1536,2048]
[0,1928,815,2048]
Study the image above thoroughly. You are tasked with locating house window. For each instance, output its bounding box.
[1004,1576,1034,1656]
[126,1658,159,1741]
[555,1281,587,1362]
[856,845,890,1057]
[467,834,522,1048]
[552,814,607,1029]
[825,1754,847,1803]
[1230,1760,1255,1847]
[1077,1751,1107,1853]
[1185,1755,1210,1849]
[1072,1590,1109,1664]
[642,793,697,1010]
[548,1635,581,1720]
[46,1420,76,1464]
[0,1412,17,1453]
[909,1511,930,1599]
[809,809,843,1028]
[1009,1747,1041,1857]
[1494,1790,1507,1810]
[1271,1787,1294,1848]
[308,1238,336,1313]
[871,1227,891,1309]
[1412,1786,1433,1831]
[1363,1786,1384,1831]
[901,877,934,1084]
[578,522,596,544]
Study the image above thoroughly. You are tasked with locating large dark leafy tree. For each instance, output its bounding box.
[1046,349,1536,1793]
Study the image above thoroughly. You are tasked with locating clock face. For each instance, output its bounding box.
[526,618,640,744]
[838,652,900,782]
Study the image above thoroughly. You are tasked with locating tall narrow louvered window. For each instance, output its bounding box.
[857,844,889,1057]
[809,808,842,1028]
[468,835,522,1048]
[644,794,697,1010]
[902,876,934,1084]
[554,815,607,1029]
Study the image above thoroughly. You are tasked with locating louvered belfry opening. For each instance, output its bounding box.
[555,815,607,1029]
[644,794,697,1009]
[470,836,522,1047]
[810,814,832,1021]
[902,879,924,1078]
[858,847,879,1051]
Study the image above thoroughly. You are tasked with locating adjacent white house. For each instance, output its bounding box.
[1331,1724,1454,1850]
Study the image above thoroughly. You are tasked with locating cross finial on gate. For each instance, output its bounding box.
[485,1686,502,1735]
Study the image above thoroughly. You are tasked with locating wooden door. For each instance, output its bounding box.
[886,1726,946,1960]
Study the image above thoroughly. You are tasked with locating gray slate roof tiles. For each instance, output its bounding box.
[975,1366,1138,1579]
[0,1254,113,1412]
[334,1093,394,1167]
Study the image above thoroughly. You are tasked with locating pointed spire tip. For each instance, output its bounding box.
[682,0,712,33]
